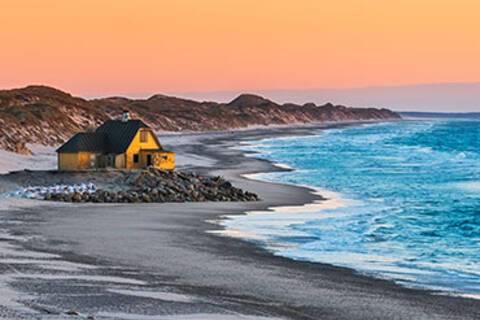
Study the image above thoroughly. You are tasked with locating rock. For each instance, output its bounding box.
[191,191,200,200]
[65,310,80,316]
[220,181,232,189]
[39,168,259,204]
[141,193,152,203]
[71,192,82,202]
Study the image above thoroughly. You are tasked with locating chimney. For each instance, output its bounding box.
[122,110,130,122]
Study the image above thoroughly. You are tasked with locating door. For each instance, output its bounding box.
[146,154,153,166]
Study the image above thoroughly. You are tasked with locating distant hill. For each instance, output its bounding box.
[0,85,400,154]
[401,112,480,119]
[179,82,480,112]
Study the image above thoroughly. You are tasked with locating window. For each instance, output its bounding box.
[133,154,140,163]
[140,130,148,143]
[90,154,96,168]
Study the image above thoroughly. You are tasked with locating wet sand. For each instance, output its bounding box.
[1,123,480,319]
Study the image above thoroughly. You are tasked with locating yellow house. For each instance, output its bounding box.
[56,112,175,171]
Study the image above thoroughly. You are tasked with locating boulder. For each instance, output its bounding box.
[40,168,259,204]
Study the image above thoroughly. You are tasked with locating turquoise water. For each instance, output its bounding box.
[228,120,480,296]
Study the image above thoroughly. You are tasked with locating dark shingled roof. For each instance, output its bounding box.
[57,119,155,154]
[95,119,150,154]
[56,132,107,153]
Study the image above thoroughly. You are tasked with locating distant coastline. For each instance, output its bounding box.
[173,82,480,113]
[400,111,480,119]
[0,85,400,155]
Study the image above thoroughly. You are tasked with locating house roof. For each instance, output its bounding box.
[57,119,158,154]
[56,132,107,153]
[95,119,150,154]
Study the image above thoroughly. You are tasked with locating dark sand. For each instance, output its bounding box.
[1,123,480,319]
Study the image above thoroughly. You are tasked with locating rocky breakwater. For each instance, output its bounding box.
[45,168,259,203]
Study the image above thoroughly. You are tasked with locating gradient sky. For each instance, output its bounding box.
[1,0,480,109]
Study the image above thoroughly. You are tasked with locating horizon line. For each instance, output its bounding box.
[2,82,480,113]
[3,80,480,100]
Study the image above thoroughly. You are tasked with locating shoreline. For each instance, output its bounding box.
[1,121,480,319]
[221,134,480,299]
[160,122,480,317]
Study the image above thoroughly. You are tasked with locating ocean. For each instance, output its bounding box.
[224,119,480,297]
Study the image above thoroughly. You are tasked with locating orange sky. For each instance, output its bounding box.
[1,0,479,96]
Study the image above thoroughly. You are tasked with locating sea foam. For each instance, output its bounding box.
[223,119,480,297]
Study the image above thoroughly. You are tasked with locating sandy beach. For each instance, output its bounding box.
[1,123,480,320]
